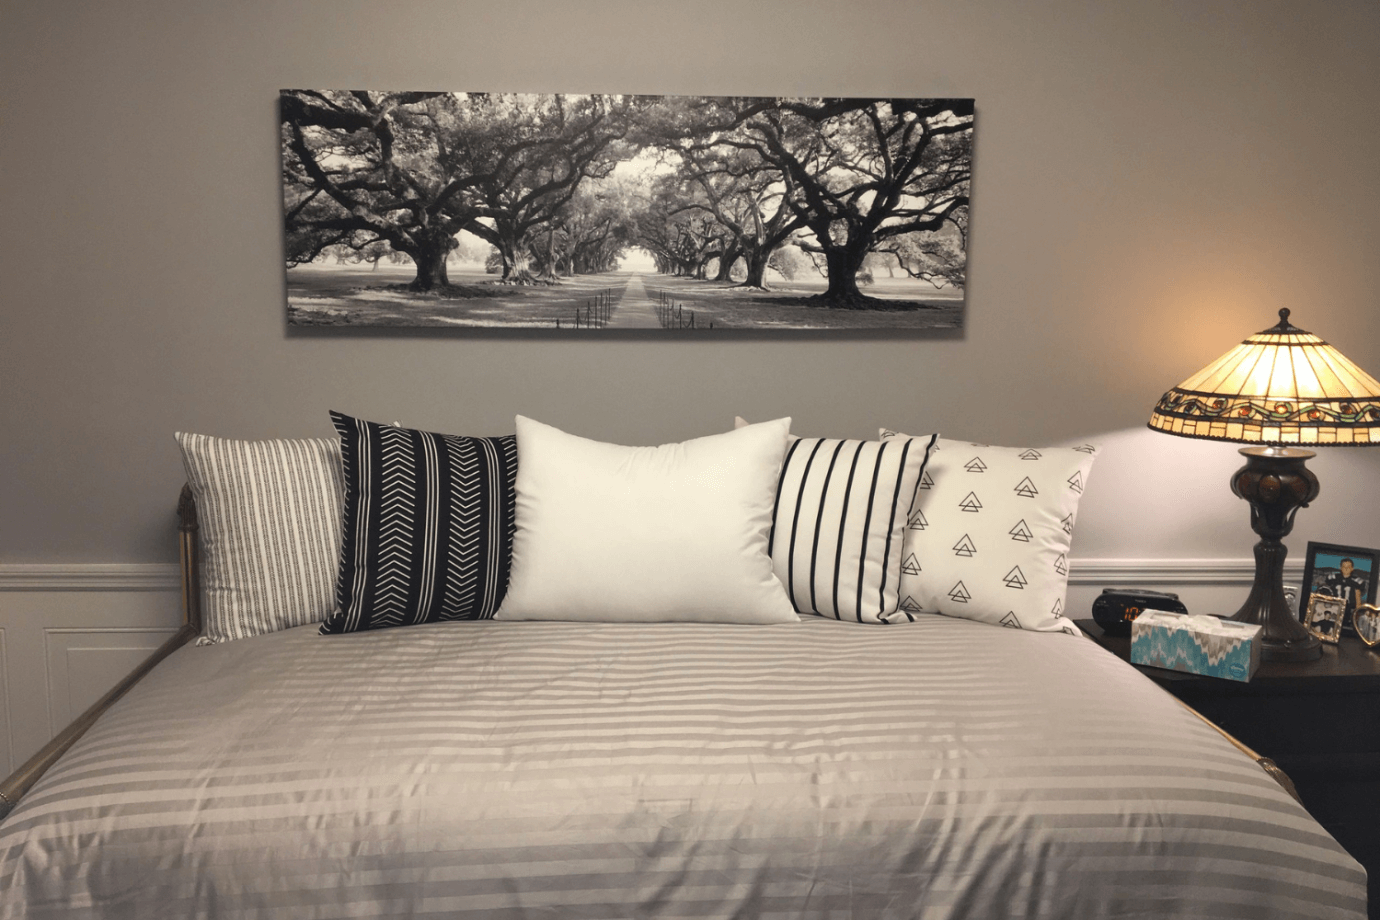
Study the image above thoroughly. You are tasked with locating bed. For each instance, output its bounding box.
[0,419,1369,918]
[0,568,1367,915]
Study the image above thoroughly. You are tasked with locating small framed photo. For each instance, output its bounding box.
[1299,542,1380,639]
[1353,604,1380,647]
[1303,594,1347,644]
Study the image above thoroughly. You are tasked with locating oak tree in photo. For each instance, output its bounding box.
[724,98,973,306]
[672,144,807,289]
[282,91,476,292]
[460,94,635,284]
[281,91,634,290]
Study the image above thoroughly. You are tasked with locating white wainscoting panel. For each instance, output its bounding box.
[0,566,181,772]
[0,565,181,592]
[0,559,1297,778]
[43,629,179,735]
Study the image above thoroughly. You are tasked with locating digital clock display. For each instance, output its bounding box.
[1092,591,1187,636]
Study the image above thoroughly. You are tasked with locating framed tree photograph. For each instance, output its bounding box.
[1299,542,1380,639]
[279,92,972,332]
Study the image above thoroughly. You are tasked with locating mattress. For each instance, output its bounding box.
[0,615,1367,919]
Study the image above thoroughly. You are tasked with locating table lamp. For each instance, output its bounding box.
[1148,308,1380,661]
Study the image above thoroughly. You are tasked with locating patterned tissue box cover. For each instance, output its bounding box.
[1130,611,1262,682]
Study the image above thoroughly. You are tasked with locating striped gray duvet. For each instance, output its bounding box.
[0,616,1366,919]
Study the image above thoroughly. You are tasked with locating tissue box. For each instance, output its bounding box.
[1130,611,1262,682]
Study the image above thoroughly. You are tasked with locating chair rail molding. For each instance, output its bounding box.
[0,565,181,591]
[0,559,1301,592]
[1068,558,1305,587]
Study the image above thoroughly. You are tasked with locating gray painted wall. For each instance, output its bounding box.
[3,0,1379,567]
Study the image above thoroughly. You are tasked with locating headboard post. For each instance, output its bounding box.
[177,484,202,634]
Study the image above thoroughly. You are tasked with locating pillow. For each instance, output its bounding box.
[495,416,799,624]
[322,411,517,634]
[879,431,1097,633]
[176,432,344,644]
[733,417,938,623]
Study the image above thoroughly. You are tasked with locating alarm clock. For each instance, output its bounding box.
[1091,588,1188,636]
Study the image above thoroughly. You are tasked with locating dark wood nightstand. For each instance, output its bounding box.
[1077,619,1380,919]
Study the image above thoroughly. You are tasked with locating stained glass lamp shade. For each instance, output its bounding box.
[1149,309,1380,661]
[1149,309,1380,445]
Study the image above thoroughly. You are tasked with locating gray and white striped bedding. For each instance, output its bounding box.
[0,615,1366,919]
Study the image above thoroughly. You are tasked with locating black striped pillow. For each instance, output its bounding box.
[176,432,344,644]
[321,412,517,634]
[769,433,938,623]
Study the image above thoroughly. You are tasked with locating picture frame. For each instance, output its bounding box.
[1353,604,1380,647]
[1298,542,1380,639]
[279,91,973,333]
[1302,594,1347,644]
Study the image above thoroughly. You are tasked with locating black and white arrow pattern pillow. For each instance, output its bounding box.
[879,432,1097,634]
[321,412,517,635]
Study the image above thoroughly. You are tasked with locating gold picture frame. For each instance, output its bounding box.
[1303,593,1347,644]
[1353,603,1380,647]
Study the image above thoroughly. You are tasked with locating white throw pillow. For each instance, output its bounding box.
[176,432,344,644]
[495,416,799,624]
[879,431,1098,634]
[733,417,937,623]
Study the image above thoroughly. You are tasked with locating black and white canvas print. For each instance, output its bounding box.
[280,92,972,331]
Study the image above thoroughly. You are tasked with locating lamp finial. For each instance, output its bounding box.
[1268,308,1300,335]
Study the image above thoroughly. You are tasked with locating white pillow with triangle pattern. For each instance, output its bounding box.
[879,431,1098,634]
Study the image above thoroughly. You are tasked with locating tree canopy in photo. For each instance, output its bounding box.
[280,91,973,306]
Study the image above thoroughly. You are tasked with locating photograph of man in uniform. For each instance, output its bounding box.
[1308,550,1376,638]
[1321,558,1369,614]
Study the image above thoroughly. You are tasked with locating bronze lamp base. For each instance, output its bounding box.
[1228,446,1321,662]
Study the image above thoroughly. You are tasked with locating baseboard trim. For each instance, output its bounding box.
[0,565,181,591]
[1068,558,1303,587]
[0,559,1298,592]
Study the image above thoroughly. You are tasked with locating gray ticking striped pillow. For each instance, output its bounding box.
[176,432,344,644]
